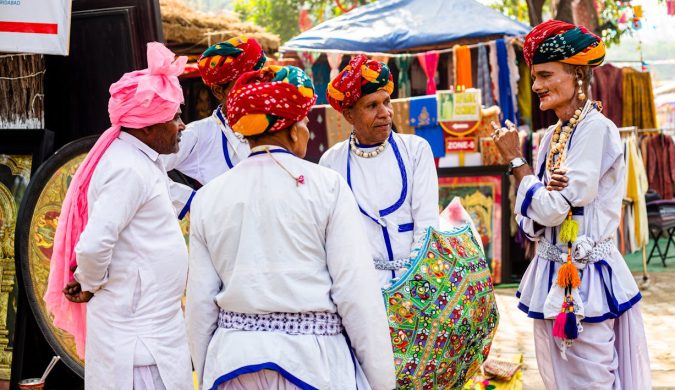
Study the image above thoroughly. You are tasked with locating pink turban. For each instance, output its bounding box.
[44,42,186,358]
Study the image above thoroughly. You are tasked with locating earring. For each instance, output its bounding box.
[577,79,586,101]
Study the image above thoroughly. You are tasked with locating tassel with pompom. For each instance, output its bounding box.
[564,311,579,339]
[553,307,567,339]
[558,211,579,244]
[557,254,581,288]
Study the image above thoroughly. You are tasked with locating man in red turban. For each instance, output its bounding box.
[320,54,439,287]
[161,36,267,217]
[186,65,396,390]
[493,20,651,389]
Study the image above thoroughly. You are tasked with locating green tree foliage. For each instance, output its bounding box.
[488,0,649,48]
[234,0,373,43]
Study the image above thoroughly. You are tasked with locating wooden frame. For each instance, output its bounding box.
[437,165,512,283]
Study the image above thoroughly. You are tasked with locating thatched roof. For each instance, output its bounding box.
[160,0,280,56]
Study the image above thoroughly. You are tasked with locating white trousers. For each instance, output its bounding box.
[533,304,651,390]
[217,370,301,390]
[133,365,166,390]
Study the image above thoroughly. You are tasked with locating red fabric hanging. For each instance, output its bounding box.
[417,51,440,95]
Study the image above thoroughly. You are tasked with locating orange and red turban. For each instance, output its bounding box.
[198,36,266,87]
[523,20,605,67]
[226,65,316,137]
[326,54,394,112]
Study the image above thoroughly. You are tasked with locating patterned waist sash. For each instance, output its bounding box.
[536,237,614,264]
[373,257,410,270]
[217,310,343,336]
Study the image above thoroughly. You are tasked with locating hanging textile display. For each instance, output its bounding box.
[410,95,445,157]
[506,41,520,124]
[477,45,493,107]
[517,61,532,128]
[326,52,344,79]
[383,226,498,388]
[395,56,413,99]
[312,60,331,105]
[622,68,657,129]
[496,39,516,125]
[591,64,624,127]
[305,106,329,162]
[391,99,415,135]
[298,50,321,78]
[624,134,649,248]
[453,45,473,90]
[417,51,440,95]
[488,41,500,105]
[325,105,352,147]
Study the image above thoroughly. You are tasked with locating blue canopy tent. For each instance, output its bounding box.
[281,0,530,54]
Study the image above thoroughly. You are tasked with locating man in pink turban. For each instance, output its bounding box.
[46,42,193,389]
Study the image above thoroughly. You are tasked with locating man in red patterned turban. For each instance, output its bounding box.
[186,65,396,390]
[320,54,439,288]
[492,20,651,389]
[161,36,266,218]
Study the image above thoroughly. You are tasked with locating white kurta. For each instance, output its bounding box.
[319,132,439,286]
[74,132,192,390]
[186,146,396,390]
[514,109,650,388]
[161,106,250,185]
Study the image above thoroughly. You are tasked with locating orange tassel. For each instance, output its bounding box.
[557,261,581,289]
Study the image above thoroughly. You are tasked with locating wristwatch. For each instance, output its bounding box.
[507,157,527,175]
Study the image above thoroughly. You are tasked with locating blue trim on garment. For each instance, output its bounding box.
[398,223,414,233]
[521,182,544,218]
[571,207,584,216]
[346,132,408,265]
[215,105,235,169]
[516,259,643,323]
[209,362,318,390]
[178,191,196,220]
[537,153,547,180]
[342,331,360,390]
[379,133,408,217]
[248,149,295,158]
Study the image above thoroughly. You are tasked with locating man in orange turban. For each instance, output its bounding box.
[320,54,439,287]
[161,36,266,218]
[185,65,395,390]
[493,20,651,389]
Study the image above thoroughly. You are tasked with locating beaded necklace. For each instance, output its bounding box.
[349,130,388,158]
[545,99,593,173]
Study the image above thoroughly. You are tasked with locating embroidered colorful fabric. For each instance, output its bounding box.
[198,36,266,87]
[523,20,605,67]
[226,65,317,136]
[326,54,394,112]
[383,225,499,389]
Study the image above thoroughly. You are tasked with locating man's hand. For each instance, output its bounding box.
[547,168,568,191]
[491,120,523,162]
[63,281,93,303]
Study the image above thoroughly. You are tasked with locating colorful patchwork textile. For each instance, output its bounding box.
[383,226,499,389]
[198,36,266,87]
[523,19,605,67]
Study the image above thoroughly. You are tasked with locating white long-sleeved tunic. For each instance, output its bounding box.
[161,106,250,185]
[186,146,396,390]
[74,132,192,389]
[319,132,439,286]
[515,109,641,322]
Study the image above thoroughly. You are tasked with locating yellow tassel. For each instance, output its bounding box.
[559,213,579,243]
[557,261,581,289]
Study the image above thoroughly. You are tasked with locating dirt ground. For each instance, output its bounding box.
[490,271,675,389]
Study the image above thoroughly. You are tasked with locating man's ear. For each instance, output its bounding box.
[342,108,354,125]
[210,84,226,101]
[289,123,299,143]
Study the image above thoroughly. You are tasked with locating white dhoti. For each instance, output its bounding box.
[133,366,166,390]
[533,304,651,389]
[216,370,300,390]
